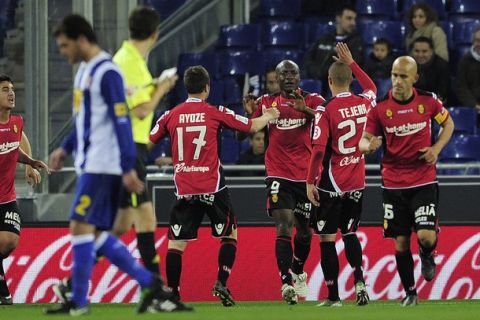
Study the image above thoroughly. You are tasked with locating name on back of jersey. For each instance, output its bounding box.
[179,113,205,124]
[338,103,367,119]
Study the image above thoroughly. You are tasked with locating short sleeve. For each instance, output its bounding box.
[217,105,252,132]
[364,106,382,136]
[150,111,169,144]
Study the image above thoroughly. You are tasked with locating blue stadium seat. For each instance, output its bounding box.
[217,24,261,51]
[146,0,186,20]
[450,0,480,22]
[351,79,363,95]
[357,21,404,50]
[223,78,243,105]
[262,22,305,49]
[448,107,478,134]
[207,80,225,106]
[438,134,480,174]
[177,52,219,79]
[453,20,480,45]
[306,21,336,49]
[356,0,398,19]
[401,0,447,20]
[221,136,240,164]
[220,51,264,77]
[441,21,455,49]
[262,49,302,68]
[300,79,322,94]
[376,78,392,98]
[260,0,301,19]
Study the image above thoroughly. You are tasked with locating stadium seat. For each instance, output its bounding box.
[207,80,225,106]
[262,22,305,49]
[401,0,447,20]
[217,24,262,51]
[177,52,219,79]
[223,78,243,105]
[441,20,455,49]
[450,0,480,22]
[146,0,187,20]
[438,134,480,174]
[453,20,480,45]
[220,51,264,77]
[260,0,301,19]
[356,0,398,19]
[357,21,404,50]
[306,21,335,49]
[300,79,322,94]
[448,107,478,135]
[221,136,240,164]
[376,78,392,98]
[262,49,302,68]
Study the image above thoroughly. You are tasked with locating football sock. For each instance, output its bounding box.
[320,241,340,301]
[343,233,365,283]
[0,257,10,297]
[291,233,311,275]
[71,234,95,308]
[136,232,160,274]
[166,249,183,295]
[217,239,237,286]
[418,239,437,257]
[395,250,417,296]
[276,236,293,285]
[95,232,153,288]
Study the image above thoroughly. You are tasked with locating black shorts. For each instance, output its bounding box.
[0,201,21,235]
[120,143,151,208]
[265,178,313,220]
[168,188,237,240]
[382,183,439,238]
[312,190,363,235]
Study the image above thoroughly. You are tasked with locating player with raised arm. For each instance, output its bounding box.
[306,43,376,307]
[359,56,454,306]
[149,65,279,307]
[243,60,325,304]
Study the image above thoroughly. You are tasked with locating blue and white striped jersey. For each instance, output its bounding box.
[66,51,136,175]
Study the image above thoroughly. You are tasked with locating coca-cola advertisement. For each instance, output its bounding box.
[5,226,480,303]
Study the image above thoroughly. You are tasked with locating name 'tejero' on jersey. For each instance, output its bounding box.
[313,91,376,192]
[364,89,449,188]
[252,90,325,181]
[150,98,252,196]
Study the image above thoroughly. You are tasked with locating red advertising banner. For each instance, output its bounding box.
[5,226,480,303]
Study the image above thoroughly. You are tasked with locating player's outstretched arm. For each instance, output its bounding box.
[359,131,382,155]
[249,107,280,133]
[18,147,50,175]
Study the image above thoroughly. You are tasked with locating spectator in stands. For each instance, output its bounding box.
[405,4,448,62]
[236,131,265,176]
[456,27,480,111]
[305,4,364,82]
[365,38,395,83]
[411,37,450,103]
[264,65,280,95]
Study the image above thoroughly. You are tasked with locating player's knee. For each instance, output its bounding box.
[418,237,435,248]
[276,222,293,237]
[0,241,17,258]
[168,240,187,252]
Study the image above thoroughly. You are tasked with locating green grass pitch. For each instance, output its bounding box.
[1,300,479,320]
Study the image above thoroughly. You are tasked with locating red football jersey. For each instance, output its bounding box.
[364,89,449,189]
[313,91,376,192]
[251,90,325,181]
[150,98,252,196]
[0,114,23,203]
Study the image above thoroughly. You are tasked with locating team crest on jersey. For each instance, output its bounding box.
[13,124,17,133]
[385,108,393,119]
[114,103,128,117]
[272,101,277,108]
[73,89,82,113]
[417,104,425,114]
[272,194,278,203]
[383,219,388,230]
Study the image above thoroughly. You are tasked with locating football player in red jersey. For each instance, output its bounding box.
[359,56,454,306]
[306,43,376,307]
[0,74,50,304]
[149,66,279,307]
[243,60,325,304]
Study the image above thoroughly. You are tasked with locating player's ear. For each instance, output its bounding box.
[413,73,419,84]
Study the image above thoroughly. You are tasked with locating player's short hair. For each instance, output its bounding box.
[129,6,160,40]
[374,38,392,53]
[412,36,434,49]
[53,14,97,43]
[266,65,277,75]
[0,74,12,84]
[184,65,210,94]
[328,61,352,86]
[336,4,356,17]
